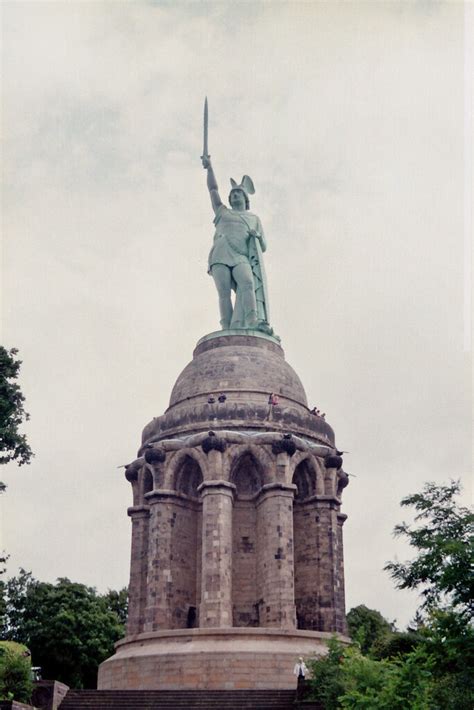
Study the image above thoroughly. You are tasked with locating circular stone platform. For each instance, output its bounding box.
[98,628,350,690]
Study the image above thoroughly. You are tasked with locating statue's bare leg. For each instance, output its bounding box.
[211,264,233,329]
[231,263,258,329]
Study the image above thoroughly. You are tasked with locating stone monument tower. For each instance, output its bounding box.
[98,102,350,690]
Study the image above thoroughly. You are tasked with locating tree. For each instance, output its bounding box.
[1,571,126,688]
[103,587,128,626]
[384,480,473,616]
[0,347,33,467]
[346,605,393,656]
[307,638,434,710]
[306,481,474,709]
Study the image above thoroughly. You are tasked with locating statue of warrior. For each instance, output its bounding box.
[201,101,272,333]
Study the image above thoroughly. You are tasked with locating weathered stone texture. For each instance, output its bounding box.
[100,333,350,690]
[126,505,149,635]
[200,482,234,628]
[256,485,296,628]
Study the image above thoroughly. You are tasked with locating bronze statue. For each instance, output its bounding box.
[201,99,272,334]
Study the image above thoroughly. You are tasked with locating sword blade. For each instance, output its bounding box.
[203,96,209,157]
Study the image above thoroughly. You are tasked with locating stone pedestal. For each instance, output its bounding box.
[99,628,349,690]
[99,332,350,690]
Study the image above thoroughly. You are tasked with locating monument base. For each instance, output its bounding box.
[98,628,349,690]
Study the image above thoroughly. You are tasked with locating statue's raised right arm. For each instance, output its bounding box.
[202,156,222,214]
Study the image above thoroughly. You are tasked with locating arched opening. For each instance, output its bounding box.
[175,455,203,498]
[293,459,320,630]
[170,455,203,629]
[230,452,262,627]
[293,459,315,502]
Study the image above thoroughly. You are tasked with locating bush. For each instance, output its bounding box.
[306,637,346,710]
[307,638,436,710]
[0,641,33,703]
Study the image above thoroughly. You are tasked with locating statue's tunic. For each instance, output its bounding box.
[208,206,264,270]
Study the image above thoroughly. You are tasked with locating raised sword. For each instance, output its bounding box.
[201,96,210,160]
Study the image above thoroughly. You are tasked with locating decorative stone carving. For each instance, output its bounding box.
[201,430,227,454]
[324,454,343,470]
[271,434,297,457]
[144,446,166,465]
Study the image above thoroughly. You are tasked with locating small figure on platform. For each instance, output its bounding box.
[268,393,279,406]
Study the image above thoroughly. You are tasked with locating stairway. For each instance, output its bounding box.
[59,689,307,710]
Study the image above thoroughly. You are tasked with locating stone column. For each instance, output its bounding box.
[198,477,235,628]
[126,504,150,635]
[143,489,182,631]
[314,496,342,632]
[256,483,297,629]
[335,512,348,634]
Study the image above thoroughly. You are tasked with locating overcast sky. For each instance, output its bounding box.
[1,0,472,630]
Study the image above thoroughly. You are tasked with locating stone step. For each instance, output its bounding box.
[59,689,298,710]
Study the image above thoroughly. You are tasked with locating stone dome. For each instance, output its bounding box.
[140,331,335,448]
[170,332,307,407]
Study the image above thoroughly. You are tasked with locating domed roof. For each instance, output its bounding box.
[140,331,335,447]
[169,332,307,407]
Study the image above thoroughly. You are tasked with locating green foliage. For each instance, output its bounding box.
[307,637,346,710]
[338,650,395,709]
[103,587,128,626]
[346,605,393,656]
[307,639,435,710]
[1,570,127,688]
[0,347,33,467]
[384,480,474,615]
[0,641,33,703]
[308,481,474,709]
[371,628,423,660]
[308,641,438,710]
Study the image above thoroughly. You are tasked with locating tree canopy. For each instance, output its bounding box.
[346,605,393,656]
[384,480,473,616]
[307,480,474,709]
[0,347,33,467]
[1,570,127,689]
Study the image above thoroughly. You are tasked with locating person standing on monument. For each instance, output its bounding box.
[293,656,309,700]
[201,154,272,333]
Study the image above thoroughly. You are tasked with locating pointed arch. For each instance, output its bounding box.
[164,447,208,490]
[230,451,263,498]
[224,443,274,485]
[175,455,204,498]
[158,448,204,630]
[290,453,324,497]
